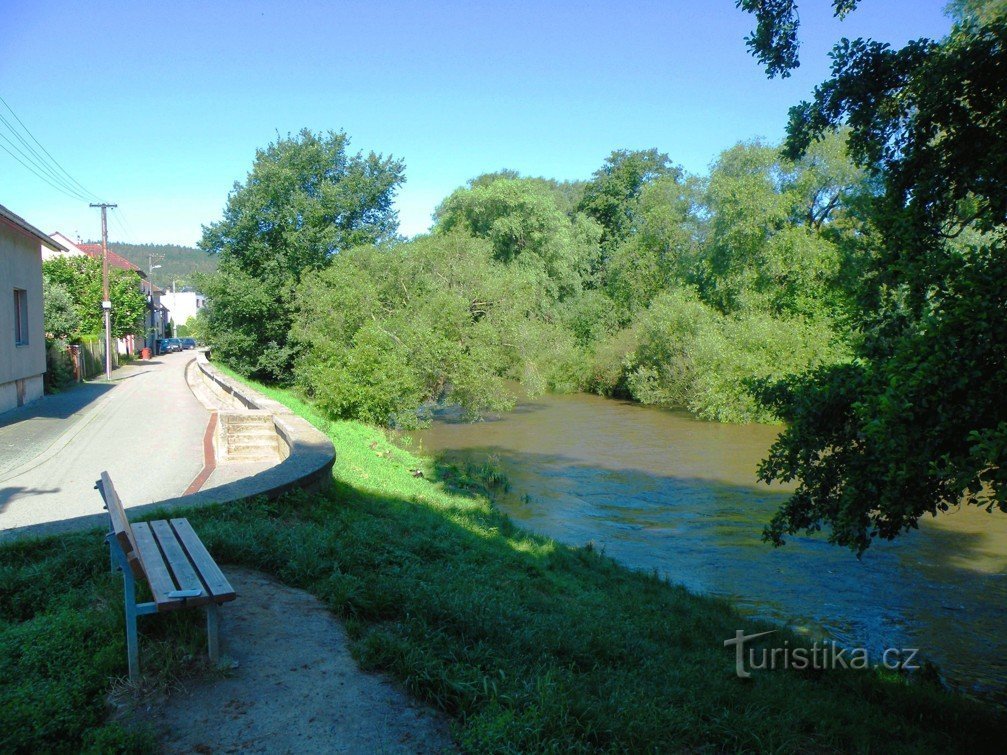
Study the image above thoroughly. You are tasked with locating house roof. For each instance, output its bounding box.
[76,242,145,275]
[1,203,66,252]
[48,231,88,257]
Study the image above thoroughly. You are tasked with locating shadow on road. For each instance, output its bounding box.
[0,381,115,428]
[0,486,61,514]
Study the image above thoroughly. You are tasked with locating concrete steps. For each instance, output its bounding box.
[216,411,281,463]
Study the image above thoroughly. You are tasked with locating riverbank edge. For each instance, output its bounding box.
[2,377,1006,752]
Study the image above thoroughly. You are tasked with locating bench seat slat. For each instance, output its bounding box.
[131,522,182,611]
[150,520,204,594]
[170,518,236,603]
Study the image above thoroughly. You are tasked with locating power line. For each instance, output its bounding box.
[112,205,136,239]
[0,94,102,202]
[0,136,92,202]
[0,120,93,201]
[110,206,131,242]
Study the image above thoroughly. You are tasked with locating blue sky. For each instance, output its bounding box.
[1,1,952,247]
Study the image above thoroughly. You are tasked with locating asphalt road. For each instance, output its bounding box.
[0,351,209,531]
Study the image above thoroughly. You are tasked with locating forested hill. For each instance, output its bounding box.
[87,241,217,289]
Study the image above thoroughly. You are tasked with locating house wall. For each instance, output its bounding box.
[160,291,205,326]
[44,233,85,261]
[0,223,46,414]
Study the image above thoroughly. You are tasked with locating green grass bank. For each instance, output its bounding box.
[2,376,1006,752]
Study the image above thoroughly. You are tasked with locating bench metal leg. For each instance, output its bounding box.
[107,533,145,683]
[124,575,140,683]
[206,603,220,663]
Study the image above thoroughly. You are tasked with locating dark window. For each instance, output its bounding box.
[14,289,28,346]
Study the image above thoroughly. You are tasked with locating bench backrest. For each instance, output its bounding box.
[97,471,145,579]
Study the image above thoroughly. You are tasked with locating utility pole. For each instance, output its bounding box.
[148,253,163,348]
[90,202,117,381]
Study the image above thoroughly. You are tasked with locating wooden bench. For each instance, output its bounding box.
[96,471,237,682]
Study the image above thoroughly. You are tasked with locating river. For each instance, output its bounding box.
[413,390,1007,702]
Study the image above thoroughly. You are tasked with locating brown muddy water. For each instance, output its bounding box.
[413,391,1007,702]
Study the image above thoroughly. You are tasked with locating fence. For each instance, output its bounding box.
[45,340,120,391]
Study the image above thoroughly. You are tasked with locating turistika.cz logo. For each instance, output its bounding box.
[724,630,921,679]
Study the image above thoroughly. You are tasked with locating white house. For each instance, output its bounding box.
[1,203,66,413]
[45,231,86,260]
[160,290,206,328]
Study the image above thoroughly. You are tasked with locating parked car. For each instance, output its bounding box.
[180,337,197,350]
[160,337,183,354]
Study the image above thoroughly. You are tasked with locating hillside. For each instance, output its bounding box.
[86,241,218,289]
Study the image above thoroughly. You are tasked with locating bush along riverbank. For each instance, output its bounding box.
[3,378,1007,752]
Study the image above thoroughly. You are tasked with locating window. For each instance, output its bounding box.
[14,288,28,346]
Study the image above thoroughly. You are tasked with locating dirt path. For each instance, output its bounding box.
[133,567,454,753]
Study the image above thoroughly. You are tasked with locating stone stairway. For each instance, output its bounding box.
[184,358,283,465]
[217,410,281,463]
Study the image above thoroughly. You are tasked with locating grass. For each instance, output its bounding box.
[2,373,1007,752]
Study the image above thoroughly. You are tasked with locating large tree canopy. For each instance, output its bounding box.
[578,149,678,251]
[434,176,601,300]
[199,129,405,380]
[740,1,1007,552]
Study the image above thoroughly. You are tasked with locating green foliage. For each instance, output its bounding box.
[200,126,863,429]
[740,2,1007,551]
[42,256,147,340]
[293,234,523,426]
[697,134,864,319]
[736,0,862,78]
[434,176,601,300]
[578,148,678,249]
[43,344,76,393]
[603,171,702,319]
[611,290,848,423]
[41,274,79,342]
[199,129,405,381]
[184,310,209,342]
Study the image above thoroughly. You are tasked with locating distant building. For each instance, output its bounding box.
[1,204,66,413]
[160,290,206,328]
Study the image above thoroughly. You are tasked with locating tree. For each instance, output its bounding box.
[698,133,865,318]
[578,149,678,250]
[604,171,702,319]
[42,274,79,343]
[292,233,544,426]
[740,1,1007,552]
[434,177,601,300]
[42,256,146,340]
[198,129,405,381]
